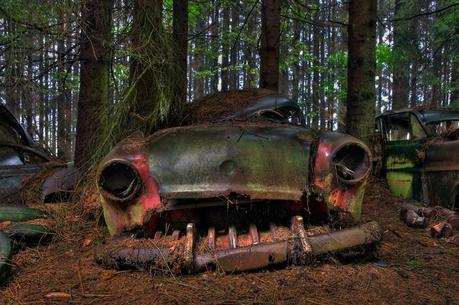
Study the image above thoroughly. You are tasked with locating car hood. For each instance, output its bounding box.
[100,123,316,202]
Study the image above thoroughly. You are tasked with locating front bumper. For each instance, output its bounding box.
[96,217,382,273]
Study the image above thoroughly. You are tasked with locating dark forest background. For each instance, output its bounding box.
[0,0,458,167]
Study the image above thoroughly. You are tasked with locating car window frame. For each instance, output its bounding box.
[381,111,428,143]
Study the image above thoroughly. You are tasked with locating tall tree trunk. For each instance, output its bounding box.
[345,0,377,144]
[193,16,205,98]
[431,49,443,107]
[210,1,220,92]
[244,3,258,89]
[312,1,320,129]
[229,2,240,90]
[221,4,230,91]
[172,0,188,122]
[291,19,301,103]
[451,60,459,105]
[127,0,165,131]
[279,37,289,95]
[38,32,45,144]
[25,55,34,137]
[376,0,385,113]
[409,0,421,108]
[57,9,69,160]
[260,0,280,91]
[5,20,19,117]
[430,1,444,107]
[392,0,410,110]
[74,0,112,169]
[319,26,326,130]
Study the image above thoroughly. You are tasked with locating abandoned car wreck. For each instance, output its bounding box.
[376,108,459,211]
[0,104,78,205]
[96,91,382,273]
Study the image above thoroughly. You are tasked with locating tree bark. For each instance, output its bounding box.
[451,59,459,105]
[57,9,70,160]
[210,1,220,92]
[221,4,230,91]
[244,3,258,89]
[260,0,280,91]
[229,1,240,90]
[172,0,188,122]
[409,0,420,108]
[291,19,301,103]
[74,0,112,169]
[4,20,19,118]
[345,0,377,145]
[193,15,205,98]
[392,0,410,110]
[127,0,164,130]
[311,1,320,129]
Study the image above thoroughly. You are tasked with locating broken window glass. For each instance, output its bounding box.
[385,113,426,141]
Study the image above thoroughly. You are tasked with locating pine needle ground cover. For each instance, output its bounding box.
[0,177,457,305]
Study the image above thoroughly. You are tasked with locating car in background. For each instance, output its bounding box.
[96,89,381,273]
[376,108,459,210]
[0,104,78,204]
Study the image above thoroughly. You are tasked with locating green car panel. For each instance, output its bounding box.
[378,108,459,210]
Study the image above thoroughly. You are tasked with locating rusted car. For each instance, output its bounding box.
[96,90,381,273]
[376,108,459,210]
[0,104,78,204]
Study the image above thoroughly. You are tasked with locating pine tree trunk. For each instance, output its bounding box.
[260,0,280,91]
[319,26,326,130]
[210,1,220,92]
[5,20,19,118]
[279,37,289,95]
[409,0,420,108]
[312,2,320,129]
[127,0,165,131]
[244,4,258,89]
[193,15,205,98]
[291,19,301,103]
[74,0,112,169]
[221,4,230,92]
[345,0,377,144]
[431,49,443,107]
[451,59,459,105]
[392,0,410,110]
[229,2,240,90]
[172,0,188,122]
[57,10,68,160]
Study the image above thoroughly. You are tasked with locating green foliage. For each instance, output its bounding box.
[407,259,422,270]
[376,43,392,67]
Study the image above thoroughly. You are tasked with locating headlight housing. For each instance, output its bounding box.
[333,143,371,184]
[98,160,142,202]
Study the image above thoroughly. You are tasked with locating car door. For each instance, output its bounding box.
[380,112,428,201]
[0,106,50,204]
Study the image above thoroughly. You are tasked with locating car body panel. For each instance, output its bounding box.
[377,108,459,209]
[97,91,377,273]
[146,125,311,201]
[0,104,78,204]
[100,113,371,236]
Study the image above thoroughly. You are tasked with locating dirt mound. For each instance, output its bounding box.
[185,88,277,124]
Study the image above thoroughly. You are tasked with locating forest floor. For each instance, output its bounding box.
[1,177,458,305]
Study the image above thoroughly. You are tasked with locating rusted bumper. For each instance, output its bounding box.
[96,219,382,273]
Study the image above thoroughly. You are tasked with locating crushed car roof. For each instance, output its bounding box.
[0,104,34,146]
[185,89,302,124]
